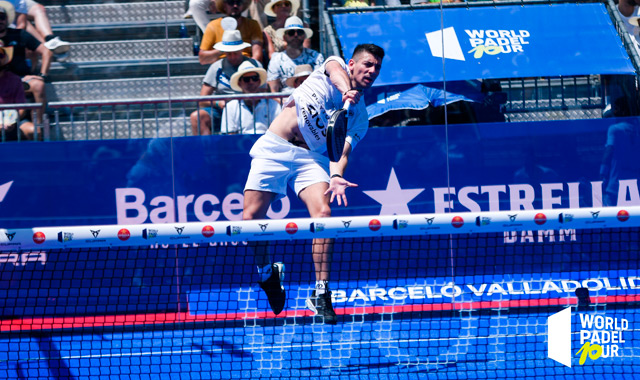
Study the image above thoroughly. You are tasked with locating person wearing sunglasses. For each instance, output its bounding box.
[262,0,310,60]
[221,61,280,135]
[199,0,263,65]
[190,26,263,135]
[267,16,323,94]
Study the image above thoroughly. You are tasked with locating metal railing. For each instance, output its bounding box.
[0,104,45,143]
[4,93,289,142]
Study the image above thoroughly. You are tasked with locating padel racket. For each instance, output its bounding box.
[326,101,350,162]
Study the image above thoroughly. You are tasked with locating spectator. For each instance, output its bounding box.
[284,63,311,89]
[266,16,323,93]
[185,0,219,34]
[0,1,51,125]
[199,0,263,65]
[601,97,640,206]
[343,0,375,6]
[263,0,310,59]
[7,0,70,56]
[221,61,280,134]
[0,44,35,140]
[190,28,263,135]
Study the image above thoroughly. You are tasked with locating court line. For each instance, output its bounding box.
[3,333,549,362]
[1,294,638,332]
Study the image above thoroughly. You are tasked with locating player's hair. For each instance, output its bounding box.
[351,44,385,61]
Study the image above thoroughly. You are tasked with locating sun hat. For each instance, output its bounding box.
[0,1,16,25]
[229,61,267,92]
[213,29,251,52]
[275,16,313,40]
[285,64,312,88]
[264,0,300,18]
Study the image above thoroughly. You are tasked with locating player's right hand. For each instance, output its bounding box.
[325,176,358,207]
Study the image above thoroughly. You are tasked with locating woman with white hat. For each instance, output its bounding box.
[221,60,280,134]
[263,0,310,59]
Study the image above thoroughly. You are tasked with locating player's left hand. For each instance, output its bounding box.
[325,176,358,207]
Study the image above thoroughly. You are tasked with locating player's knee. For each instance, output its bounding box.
[315,205,331,219]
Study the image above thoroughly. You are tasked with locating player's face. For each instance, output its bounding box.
[348,51,382,90]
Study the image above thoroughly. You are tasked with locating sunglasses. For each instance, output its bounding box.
[241,74,260,83]
[225,0,243,6]
[286,29,306,37]
[0,14,7,21]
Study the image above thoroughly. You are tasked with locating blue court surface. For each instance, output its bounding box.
[1,230,639,379]
[1,303,638,379]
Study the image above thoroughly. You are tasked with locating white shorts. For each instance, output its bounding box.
[244,131,330,200]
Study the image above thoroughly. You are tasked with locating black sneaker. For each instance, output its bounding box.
[258,263,286,315]
[305,290,337,325]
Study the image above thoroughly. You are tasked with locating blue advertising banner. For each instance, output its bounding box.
[332,3,635,86]
[1,117,640,228]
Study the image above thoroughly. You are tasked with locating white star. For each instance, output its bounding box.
[363,168,425,215]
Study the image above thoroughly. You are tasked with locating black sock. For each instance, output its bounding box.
[45,35,56,42]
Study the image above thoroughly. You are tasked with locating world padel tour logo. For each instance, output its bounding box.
[426,27,530,61]
[548,307,629,367]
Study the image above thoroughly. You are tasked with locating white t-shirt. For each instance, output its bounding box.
[267,48,324,93]
[285,56,369,153]
[221,98,282,135]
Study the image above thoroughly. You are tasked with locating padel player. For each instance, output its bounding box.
[242,44,384,324]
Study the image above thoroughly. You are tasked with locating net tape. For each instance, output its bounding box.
[0,206,635,252]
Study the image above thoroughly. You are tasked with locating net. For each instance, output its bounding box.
[0,207,639,378]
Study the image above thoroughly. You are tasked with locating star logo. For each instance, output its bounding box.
[363,168,425,215]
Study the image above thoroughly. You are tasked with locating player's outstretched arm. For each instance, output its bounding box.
[325,143,358,207]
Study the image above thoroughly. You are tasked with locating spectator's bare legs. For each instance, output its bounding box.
[27,3,52,42]
[23,75,46,125]
[298,182,333,283]
[190,109,212,135]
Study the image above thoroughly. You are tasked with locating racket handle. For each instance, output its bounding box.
[343,101,351,111]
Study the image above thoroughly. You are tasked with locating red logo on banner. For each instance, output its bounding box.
[285,222,298,235]
[617,210,630,222]
[451,216,464,228]
[33,232,46,244]
[534,213,547,225]
[202,225,215,237]
[369,219,381,231]
[118,228,131,241]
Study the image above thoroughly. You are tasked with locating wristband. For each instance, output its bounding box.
[331,174,342,179]
[343,90,351,96]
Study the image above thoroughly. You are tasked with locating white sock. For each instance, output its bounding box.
[315,280,329,295]
[257,264,272,282]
